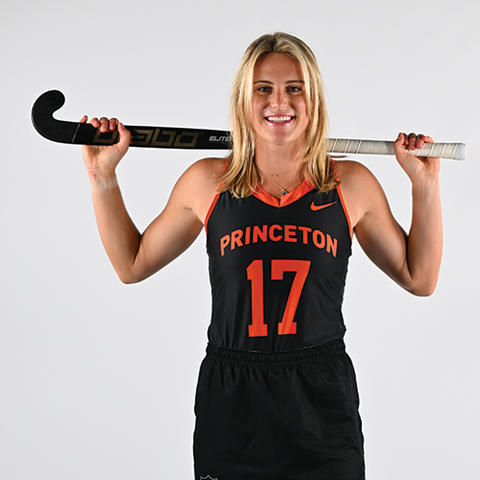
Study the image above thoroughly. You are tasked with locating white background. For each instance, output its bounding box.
[2,0,479,478]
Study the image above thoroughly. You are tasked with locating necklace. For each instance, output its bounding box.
[258,168,302,195]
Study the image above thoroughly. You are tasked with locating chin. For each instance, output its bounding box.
[262,132,304,146]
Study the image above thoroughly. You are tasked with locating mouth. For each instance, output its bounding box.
[264,115,296,125]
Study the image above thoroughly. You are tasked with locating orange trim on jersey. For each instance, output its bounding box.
[222,157,230,173]
[204,158,230,234]
[253,179,315,207]
[204,192,221,234]
[330,156,353,242]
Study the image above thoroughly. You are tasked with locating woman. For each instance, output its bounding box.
[80,32,442,480]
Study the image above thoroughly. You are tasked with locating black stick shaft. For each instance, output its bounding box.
[31,90,232,149]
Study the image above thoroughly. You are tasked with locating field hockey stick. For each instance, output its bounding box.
[31,90,466,161]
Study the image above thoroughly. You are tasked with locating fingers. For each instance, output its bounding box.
[117,121,131,149]
[397,132,435,150]
[107,117,119,131]
[79,115,120,132]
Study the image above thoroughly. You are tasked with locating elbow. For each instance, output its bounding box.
[117,269,141,284]
[408,281,438,297]
[411,288,434,297]
[119,268,152,284]
[120,276,138,284]
[400,266,439,297]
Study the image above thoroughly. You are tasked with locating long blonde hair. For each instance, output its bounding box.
[219,31,338,198]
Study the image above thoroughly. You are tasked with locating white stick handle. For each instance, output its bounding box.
[326,138,465,161]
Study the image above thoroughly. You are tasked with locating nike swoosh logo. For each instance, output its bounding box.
[310,201,336,211]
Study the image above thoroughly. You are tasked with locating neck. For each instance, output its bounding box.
[254,137,305,177]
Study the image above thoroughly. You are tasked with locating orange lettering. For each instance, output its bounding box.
[269,224,282,241]
[297,226,311,244]
[326,234,337,257]
[220,234,230,256]
[312,229,325,248]
[231,229,243,250]
[245,225,251,245]
[284,224,297,242]
[253,224,268,243]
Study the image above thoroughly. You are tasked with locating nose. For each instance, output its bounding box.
[270,88,288,110]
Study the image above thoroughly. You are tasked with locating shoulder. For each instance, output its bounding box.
[194,156,228,182]
[172,156,226,191]
[333,159,374,181]
[179,157,227,187]
[332,159,386,228]
[172,157,227,224]
[334,159,383,194]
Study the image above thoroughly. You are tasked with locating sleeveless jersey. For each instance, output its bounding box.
[204,158,353,352]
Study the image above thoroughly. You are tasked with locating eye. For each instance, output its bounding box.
[287,86,302,93]
[256,86,272,93]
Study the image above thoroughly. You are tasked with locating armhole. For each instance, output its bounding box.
[329,156,353,243]
[204,158,229,234]
[204,192,221,234]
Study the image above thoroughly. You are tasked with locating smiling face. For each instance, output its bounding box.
[250,53,309,149]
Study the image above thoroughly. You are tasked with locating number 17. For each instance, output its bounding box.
[246,259,311,337]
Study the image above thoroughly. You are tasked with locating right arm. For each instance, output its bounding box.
[83,115,206,284]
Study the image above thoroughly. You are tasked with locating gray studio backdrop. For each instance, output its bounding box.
[2,0,479,479]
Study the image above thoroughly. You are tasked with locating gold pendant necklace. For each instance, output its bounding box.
[259,168,301,195]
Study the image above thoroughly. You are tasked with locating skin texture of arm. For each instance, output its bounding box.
[344,133,442,296]
[125,157,219,283]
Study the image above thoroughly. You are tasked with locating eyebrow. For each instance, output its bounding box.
[253,80,305,84]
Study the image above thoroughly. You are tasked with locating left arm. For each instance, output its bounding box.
[353,132,442,296]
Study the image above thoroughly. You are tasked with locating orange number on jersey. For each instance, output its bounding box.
[246,259,311,337]
[246,259,268,337]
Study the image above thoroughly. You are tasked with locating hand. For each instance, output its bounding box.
[393,132,440,183]
[80,115,131,179]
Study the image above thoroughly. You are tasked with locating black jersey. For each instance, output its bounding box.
[204,157,353,352]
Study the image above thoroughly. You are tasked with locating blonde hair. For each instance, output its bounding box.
[219,31,338,198]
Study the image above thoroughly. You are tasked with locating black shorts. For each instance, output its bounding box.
[193,339,365,480]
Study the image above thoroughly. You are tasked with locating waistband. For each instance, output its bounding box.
[205,339,345,365]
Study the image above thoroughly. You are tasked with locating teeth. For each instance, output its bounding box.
[266,116,294,122]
